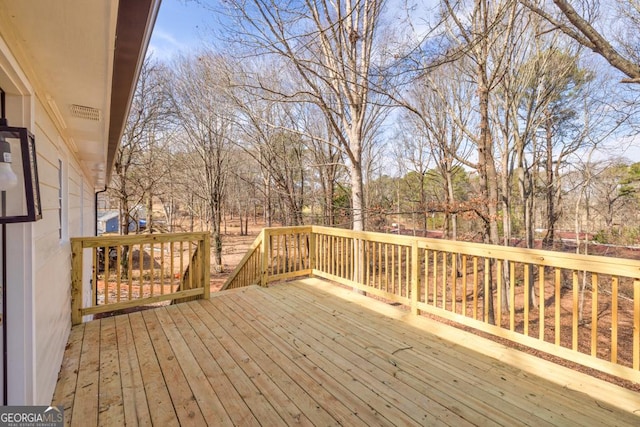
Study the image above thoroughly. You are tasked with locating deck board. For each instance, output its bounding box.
[276,283,598,424]
[154,307,234,426]
[141,309,207,426]
[293,279,640,424]
[71,319,100,426]
[273,282,603,426]
[216,295,386,426]
[128,312,177,427]
[52,322,84,419]
[199,297,318,426]
[206,299,346,426]
[177,302,285,426]
[227,287,470,426]
[98,317,125,426]
[252,284,520,426]
[114,314,152,427]
[164,304,260,427]
[54,278,640,426]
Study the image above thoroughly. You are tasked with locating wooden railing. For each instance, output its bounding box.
[223,225,640,383]
[222,230,265,289]
[71,232,210,324]
[222,227,312,290]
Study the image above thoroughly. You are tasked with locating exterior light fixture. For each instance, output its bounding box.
[0,117,42,223]
[0,134,18,190]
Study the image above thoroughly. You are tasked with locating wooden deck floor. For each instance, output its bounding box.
[53,278,640,426]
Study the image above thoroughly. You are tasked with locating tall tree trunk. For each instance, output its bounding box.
[477,58,497,325]
[350,161,366,289]
[421,171,429,234]
[238,203,245,236]
[325,183,335,226]
[146,193,153,233]
[210,199,223,272]
[264,177,272,227]
[543,109,556,248]
[501,156,512,314]
[189,194,194,232]
[444,177,451,239]
[120,199,129,236]
[349,156,365,231]
[517,154,538,309]
[347,128,365,292]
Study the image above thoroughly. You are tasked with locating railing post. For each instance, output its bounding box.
[202,233,211,299]
[261,229,269,287]
[71,239,83,325]
[411,241,419,315]
[353,237,363,286]
[309,229,316,274]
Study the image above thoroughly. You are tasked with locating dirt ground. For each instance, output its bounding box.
[209,221,264,292]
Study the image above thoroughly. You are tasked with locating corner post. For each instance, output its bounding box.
[71,239,83,325]
[202,233,211,299]
[309,227,316,275]
[260,229,269,287]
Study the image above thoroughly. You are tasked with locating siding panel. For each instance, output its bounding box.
[32,97,94,403]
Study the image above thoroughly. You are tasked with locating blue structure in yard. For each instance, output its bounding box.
[97,210,146,235]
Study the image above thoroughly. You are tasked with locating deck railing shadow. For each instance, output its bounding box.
[223,225,640,384]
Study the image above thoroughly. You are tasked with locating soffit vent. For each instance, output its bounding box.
[70,104,101,121]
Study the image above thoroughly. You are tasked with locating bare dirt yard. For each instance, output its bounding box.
[209,220,264,292]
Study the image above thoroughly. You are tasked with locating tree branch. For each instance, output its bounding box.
[522,0,640,82]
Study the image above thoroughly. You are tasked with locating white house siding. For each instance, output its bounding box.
[0,89,95,403]
[32,98,95,404]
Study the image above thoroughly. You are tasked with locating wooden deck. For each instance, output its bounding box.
[53,278,640,426]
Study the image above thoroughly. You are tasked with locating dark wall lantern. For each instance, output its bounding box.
[0,116,42,223]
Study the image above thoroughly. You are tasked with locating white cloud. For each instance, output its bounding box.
[148,27,192,61]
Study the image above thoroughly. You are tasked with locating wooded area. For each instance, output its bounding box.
[104,0,640,272]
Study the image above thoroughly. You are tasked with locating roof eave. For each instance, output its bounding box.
[106,0,161,183]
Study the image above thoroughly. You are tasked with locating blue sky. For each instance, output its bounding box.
[148,0,209,61]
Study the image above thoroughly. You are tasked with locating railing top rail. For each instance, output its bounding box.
[311,225,411,245]
[309,225,640,278]
[417,238,640,277]
[71,231,209,248]
[262,226,313,236]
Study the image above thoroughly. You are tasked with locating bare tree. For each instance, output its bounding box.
[228,62,309,226]
[435,0,522,323]
[226,149,261,235]
[398,62,474,239]
[300,104,343,226]
[168,53,234,271]
[110,58,168,235]
[215,0,390,232]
